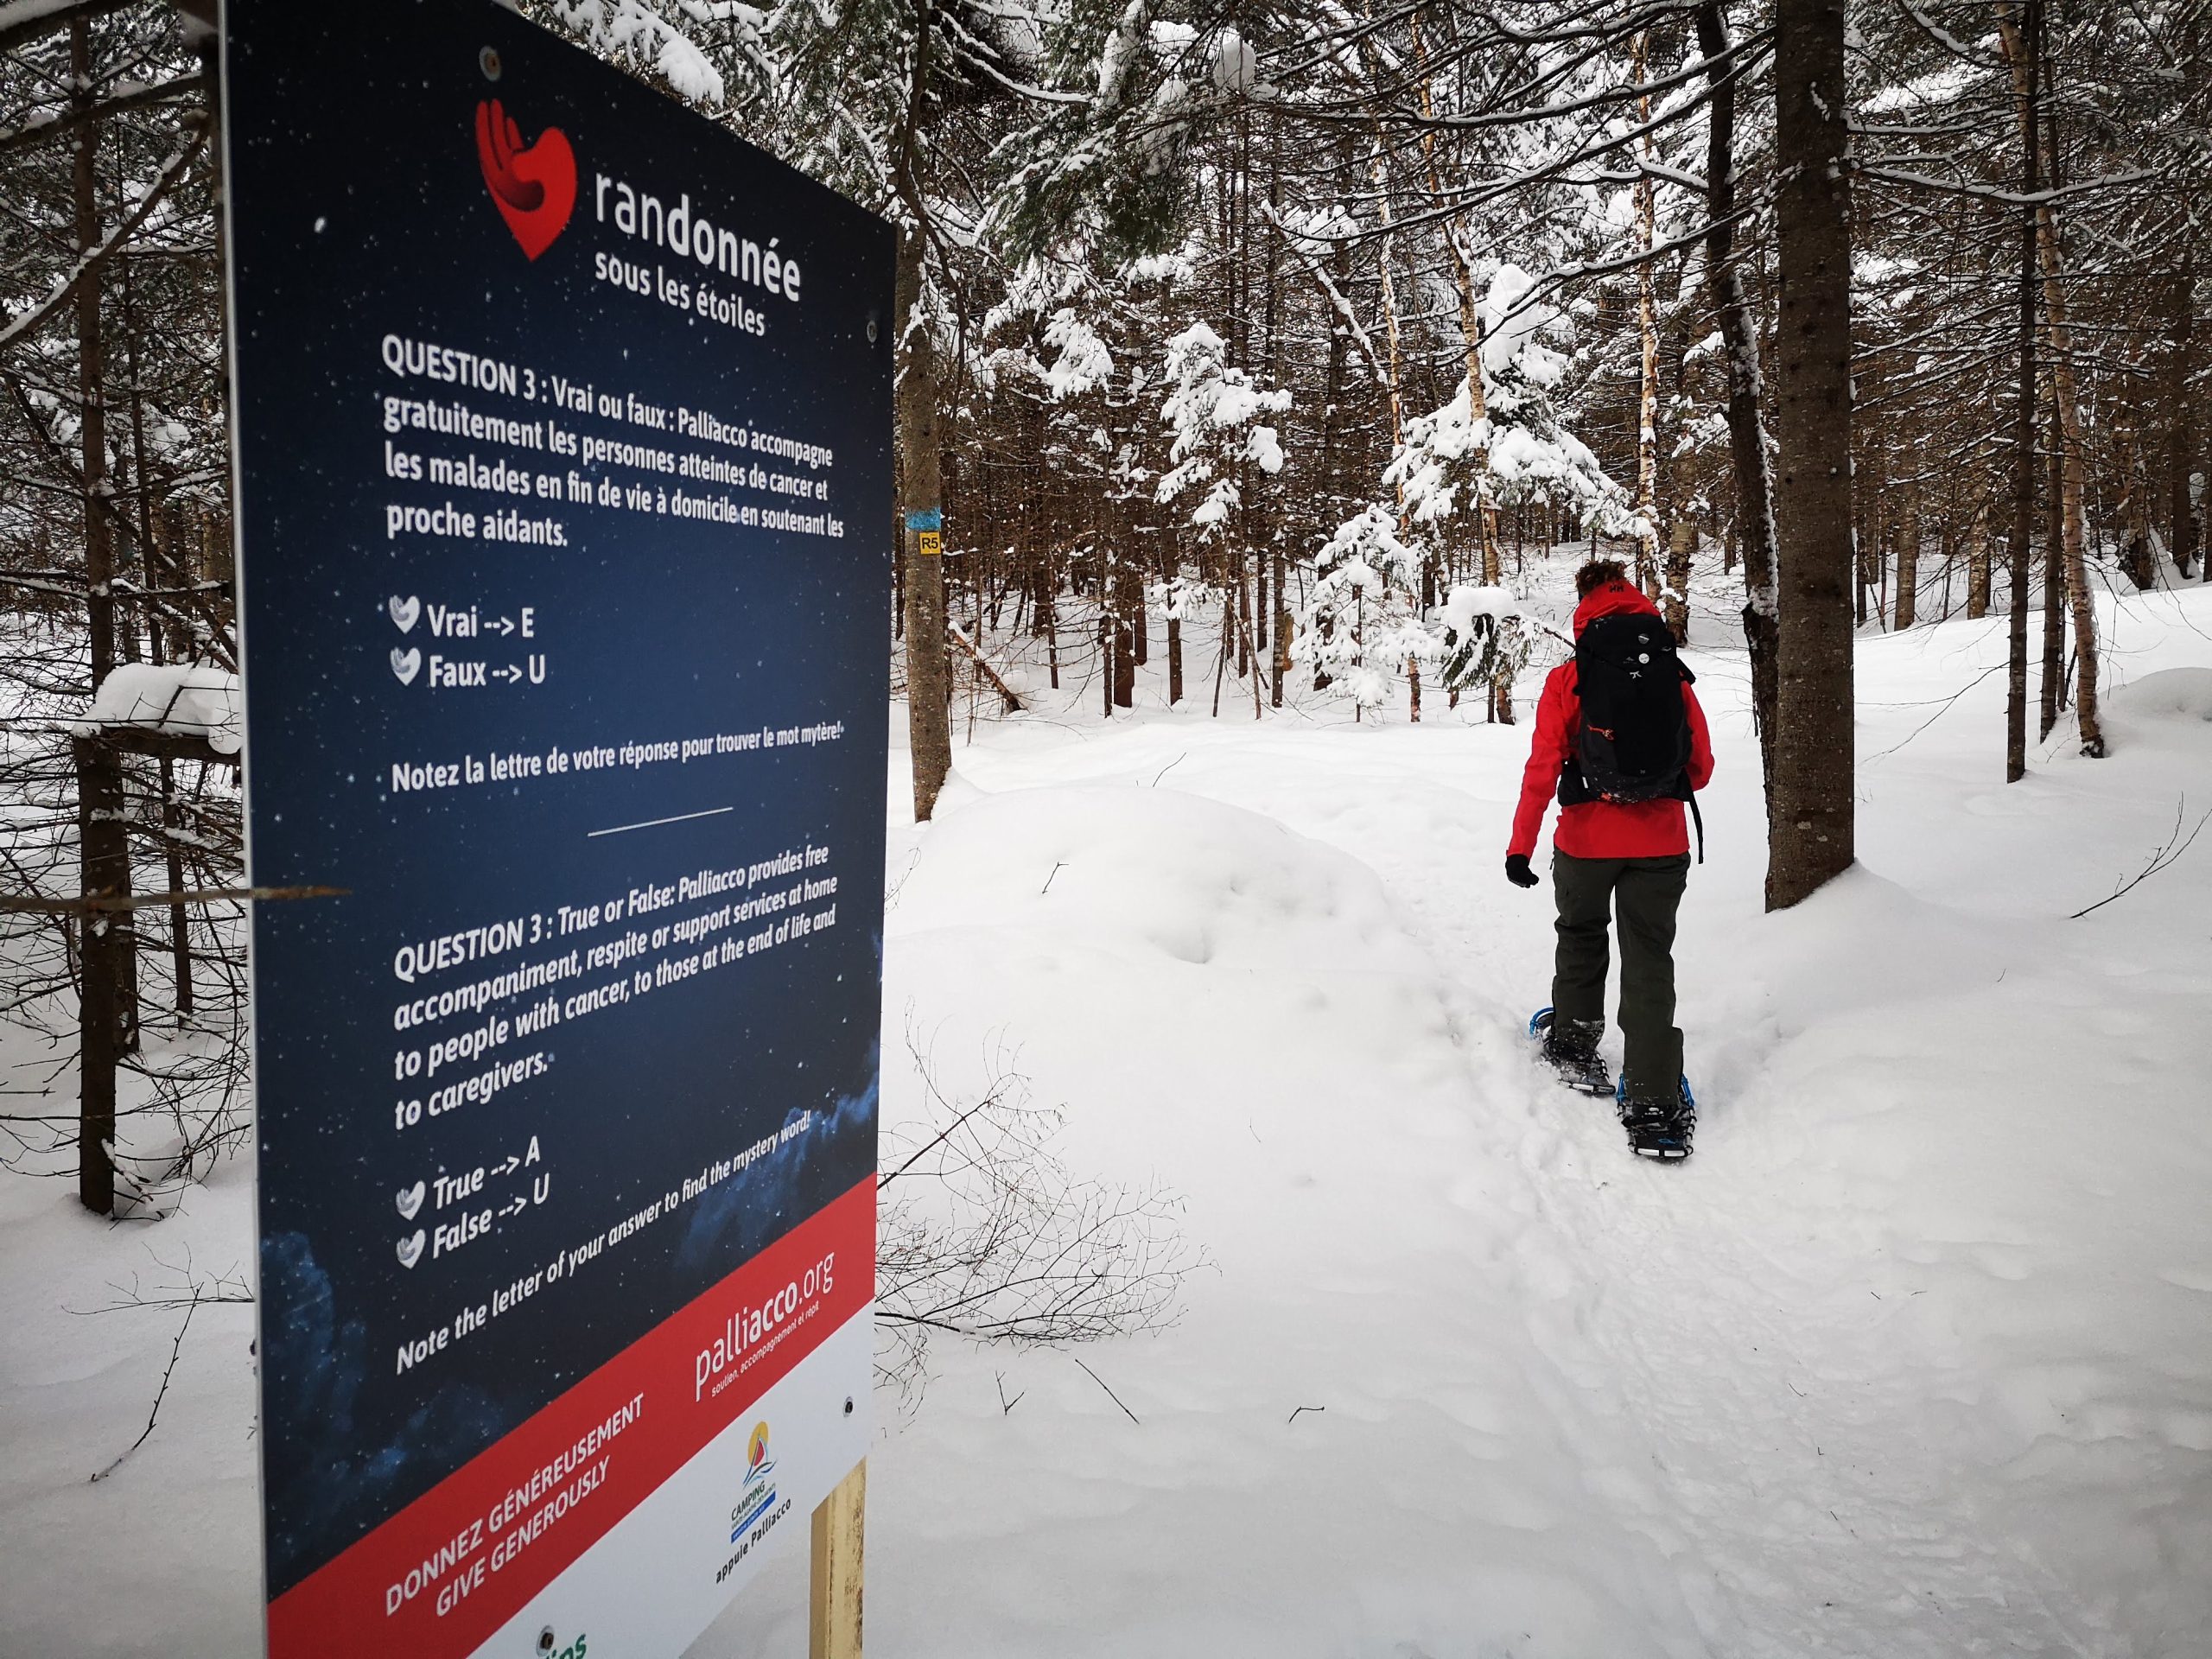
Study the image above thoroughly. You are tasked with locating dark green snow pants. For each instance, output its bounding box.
[1550,849,1689,1102]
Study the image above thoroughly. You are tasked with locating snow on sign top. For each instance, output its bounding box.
[73,663,243,755]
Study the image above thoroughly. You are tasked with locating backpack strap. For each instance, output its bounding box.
[1688,792,1705,865]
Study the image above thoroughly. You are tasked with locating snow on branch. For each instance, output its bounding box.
[0,119,208,359]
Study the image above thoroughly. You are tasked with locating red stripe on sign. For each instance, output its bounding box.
[266,1178,874,1659]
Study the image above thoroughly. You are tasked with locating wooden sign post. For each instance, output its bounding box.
[809,1459,867,1658]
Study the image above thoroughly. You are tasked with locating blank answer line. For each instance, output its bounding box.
[587,806,734,838]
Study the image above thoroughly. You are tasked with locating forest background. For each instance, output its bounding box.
[0,0,2200,1216]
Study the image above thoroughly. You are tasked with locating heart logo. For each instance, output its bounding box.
[391,646,421,685]
[396,1181,425,1220]
[396,1230,426,1269]
[389,594,420,632]
[476,99,575,262]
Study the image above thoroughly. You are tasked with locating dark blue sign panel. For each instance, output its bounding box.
[225,5,888,1653]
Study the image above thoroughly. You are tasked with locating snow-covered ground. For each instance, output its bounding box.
[5,555,2210,1656]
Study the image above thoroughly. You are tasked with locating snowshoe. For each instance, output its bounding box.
[1615,1073,1697,1161]
[1529,1007,1613,1098]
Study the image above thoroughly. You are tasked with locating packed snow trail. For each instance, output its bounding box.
[931,723,2111,1657]
[2,575,2205,1657]
[700,578,2208,1657]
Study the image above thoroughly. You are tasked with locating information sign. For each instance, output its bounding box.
[224,4,890,1654]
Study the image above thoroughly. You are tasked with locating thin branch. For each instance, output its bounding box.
[0,884,342,915]
[2070,797,2210,919]
[88,1297,194,1483]
[1071,1354,1141,1424]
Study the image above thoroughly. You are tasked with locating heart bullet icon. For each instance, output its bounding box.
[391,646,421,685]
[389,595,420,632]
[396,1181,425,1221]
[396,1230,425,1269]
[476,99,576,262]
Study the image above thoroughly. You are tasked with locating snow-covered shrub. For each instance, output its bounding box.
[1292,506,1441,711]
[1436,582,1538,699]
[875,1032,1194,1399]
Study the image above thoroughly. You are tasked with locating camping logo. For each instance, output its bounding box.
[730,1420,779,1543]
[474,98,575,260]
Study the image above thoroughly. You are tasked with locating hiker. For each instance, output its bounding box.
[1506,558,1713,1160]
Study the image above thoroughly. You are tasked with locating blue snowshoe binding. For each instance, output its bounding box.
[1529,1007,1613,1098]
[1616,1072,1697,1161]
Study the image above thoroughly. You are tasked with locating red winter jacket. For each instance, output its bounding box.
[1507,582,1713,861]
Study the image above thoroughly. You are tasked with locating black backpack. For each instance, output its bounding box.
[1560,611,1695,809]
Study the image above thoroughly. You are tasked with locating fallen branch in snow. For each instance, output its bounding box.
[885,849,920,912]
[2069,796,2211,919]
[946,622,1025,711]
[1072,1355,1141,1425]
[89,1298,195,1483]
[78,1255,252,1482]
[1287,1404,1326,1425]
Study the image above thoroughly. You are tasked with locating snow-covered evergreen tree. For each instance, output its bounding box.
[1153,322,1288,535]
[1387,265,1630,537]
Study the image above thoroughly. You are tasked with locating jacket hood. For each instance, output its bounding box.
[1571,579,1662,639]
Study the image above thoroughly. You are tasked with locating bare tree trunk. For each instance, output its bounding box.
[2005,1,2040,783]
[2169,250,2197,579]
[2042,404,2065,736]
[1632,32,1662,597]
[2119,424,2154,589]
[74,22,115,697]
[1766,0,1856,910]
[1700,0,1780,815]
[1996,3,2103,756]
[1415,19,1507,720]
[1967,500,1993,620]
[1664,518,1694,644]
[1267,115,1288,708]
[73,741,124,1216]
[71,19,132,1212]
[1893,487,1918,630]
[895,224,951,819]
[1114,542,1140,708]
[1370,130,1418,721]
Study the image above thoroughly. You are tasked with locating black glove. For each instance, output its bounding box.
[1505,854,1539,889]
